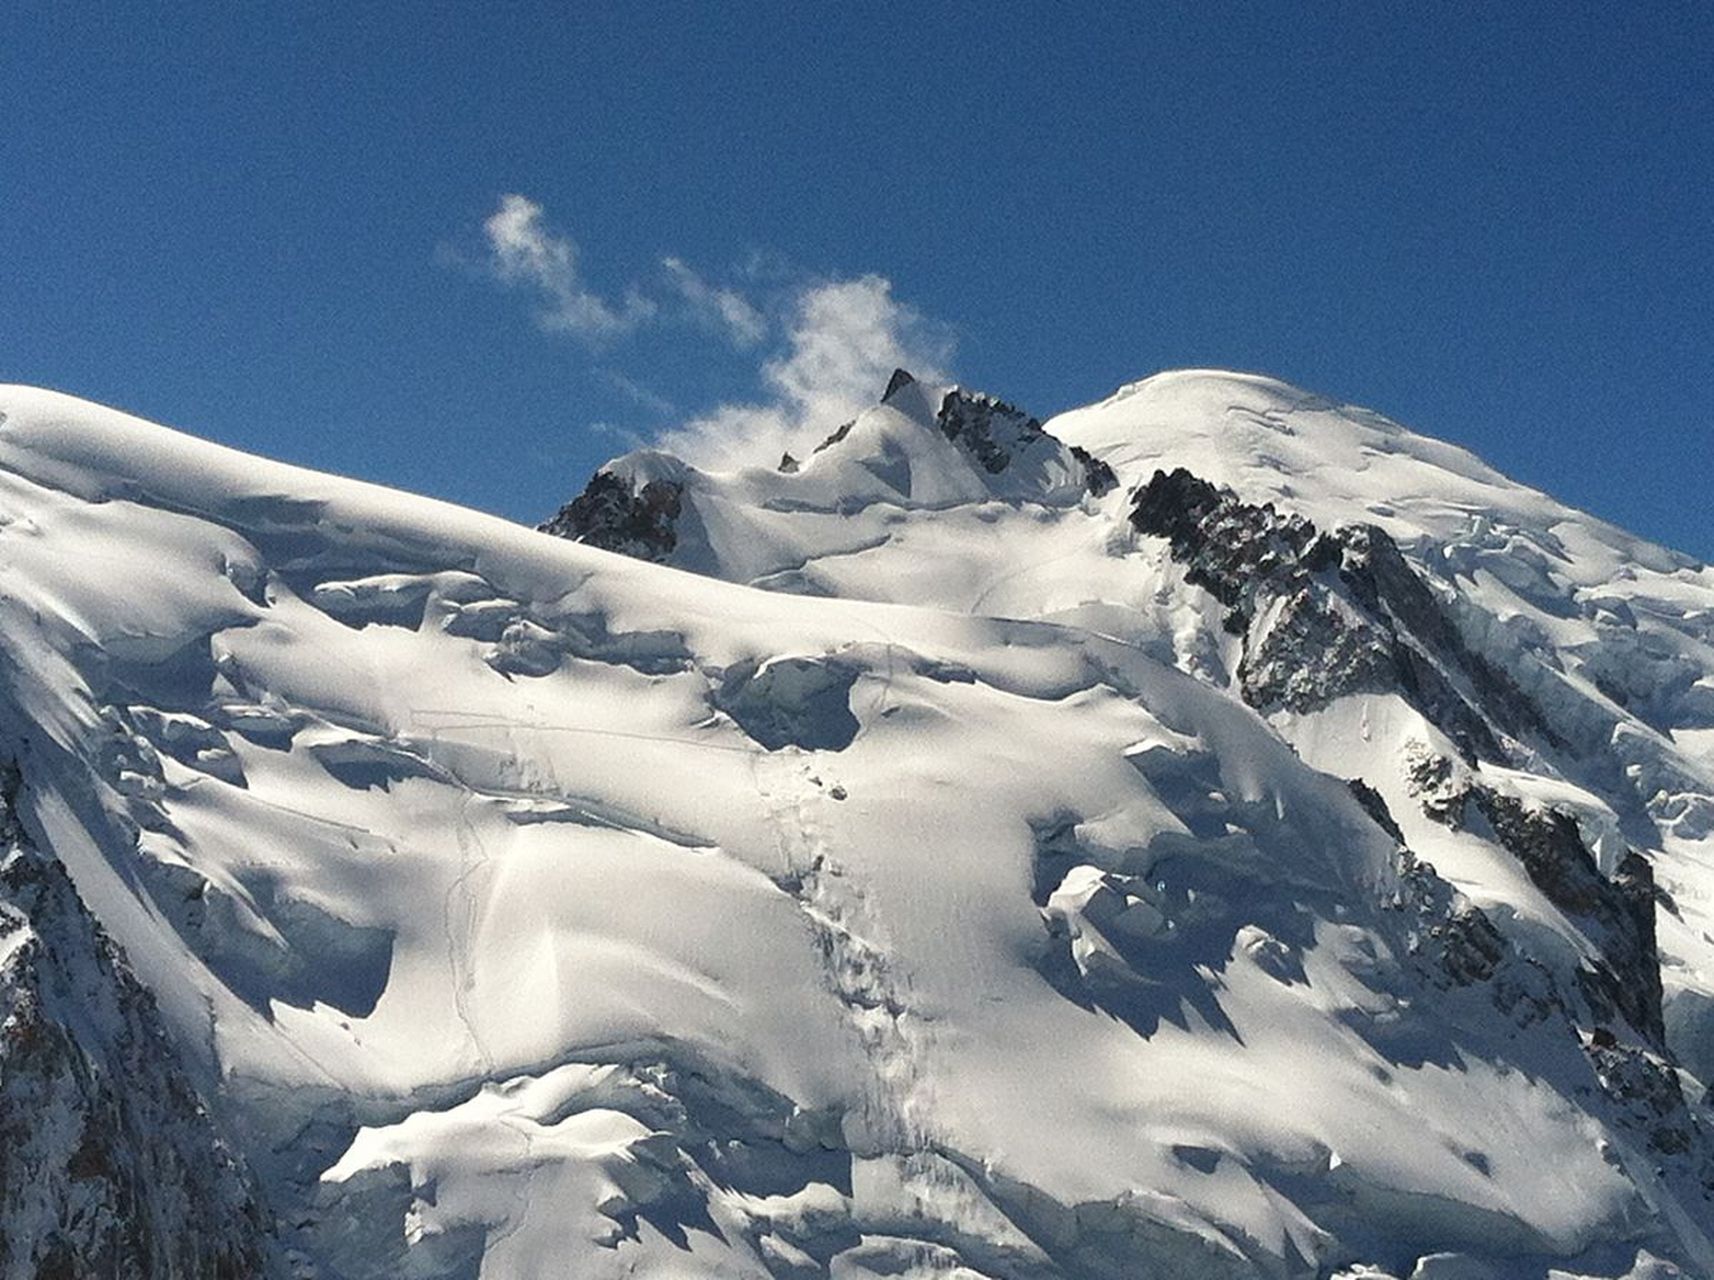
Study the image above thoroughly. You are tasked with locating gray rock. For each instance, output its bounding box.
[0,763,277,1278]
[539,470,684,562]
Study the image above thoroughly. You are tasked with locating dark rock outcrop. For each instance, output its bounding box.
[812,419,855,455]
[1390,851,1535,1001]
[1469,788,1665,1047]
[1586,1039,1709,1167]
[934,387,1050,476]
[539,470,683,562]
[931,388,1115,497]
[1346,777,1405,845]
[0,765,276,1278]
[1130,467,1548,763]
[1129,468,1322,631]
[1390,845,1714,1201]
[880,369,1115,496]
[1407,760,1668,1050]
[1069,445,1118,497]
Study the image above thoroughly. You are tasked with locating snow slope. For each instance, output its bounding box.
[0,375,1710,1278]
[566,366,1714,1092]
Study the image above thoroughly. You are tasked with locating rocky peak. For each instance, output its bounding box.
[538,467,684,563]
[887,369,1115,497]
[881,367,916,401]
[933,386,1046,475]
[540,372,1121,570]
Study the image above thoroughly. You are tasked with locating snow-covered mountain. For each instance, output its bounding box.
[1,369,1712,1278]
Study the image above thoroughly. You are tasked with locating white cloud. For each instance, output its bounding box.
[481,194,653,339]
[459,195,956,469]
[600,369,676,417]
[656,274,954,470]
[585,420,649,451]
[662,257,767,347]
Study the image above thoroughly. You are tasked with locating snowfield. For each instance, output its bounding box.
[0,370,1711,1279]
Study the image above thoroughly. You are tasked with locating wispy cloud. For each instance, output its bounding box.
[585,420,649,451]
[461,195,956,470]
[481,194,653,339]
[662,257,767,348]
[657,274,954,470]
[600,368,676,417]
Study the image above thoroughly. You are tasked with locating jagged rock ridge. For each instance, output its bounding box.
[546,371,1118,576]
[1130,466,1548,762]
[1405,757,1666,1049]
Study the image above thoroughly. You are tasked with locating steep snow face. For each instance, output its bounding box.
[0,377,1712,1279]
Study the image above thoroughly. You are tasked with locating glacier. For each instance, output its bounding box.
[0,369,1711,1278]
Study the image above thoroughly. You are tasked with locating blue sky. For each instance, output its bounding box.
[4,3,1711,558]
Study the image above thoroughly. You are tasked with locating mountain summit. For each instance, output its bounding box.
[0,372,1711,1278]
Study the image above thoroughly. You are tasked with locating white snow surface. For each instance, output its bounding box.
[605,368,1714,1093]
[0,373,1711,1279]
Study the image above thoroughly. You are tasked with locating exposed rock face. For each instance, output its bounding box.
[1587,1039,1710,1167]
[934,386,1050,477]
[929,382,1116,496]
[538,469,683,562]
[1353,778,1562,1020]
[812,419,854,455]
[1371,793,1714,1208]
[1346,777,1405,844]
[1130,467,1547,762]
[1388,850,1562,1023]
[1129,466,1322,629]
[1472,788,1666,1047]
[0,766,276,1279]
[1402,753,1668,1050]
[1069,444,1118,497]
